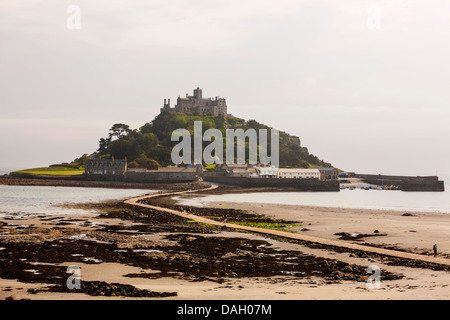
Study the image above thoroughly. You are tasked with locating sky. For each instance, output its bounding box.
[1,0,450,177]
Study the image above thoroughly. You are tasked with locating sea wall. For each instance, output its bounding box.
[355,173,445,192]
[400,179,445,192]
[125,171,197,182]
[10,171,198,183]
[203,175,340,191]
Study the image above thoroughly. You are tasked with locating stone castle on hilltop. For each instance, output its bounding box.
[160,87,227,116]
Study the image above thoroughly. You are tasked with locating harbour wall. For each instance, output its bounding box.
[203,175,340,191]
[355,173,445,192]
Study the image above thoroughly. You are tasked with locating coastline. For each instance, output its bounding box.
[1,179,450,300]
[0,176,210,191]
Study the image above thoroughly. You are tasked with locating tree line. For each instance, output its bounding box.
[93,112,332,169]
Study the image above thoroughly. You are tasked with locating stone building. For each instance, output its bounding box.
[161,87,227,116]
[214,164,257,177]
[85,158,127,181]
[85,158,200,182]
[316,167,338,180]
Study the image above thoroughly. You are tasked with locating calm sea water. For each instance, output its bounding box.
[175,182,450,214]
[1,167,449,215]
[0,185,155,218]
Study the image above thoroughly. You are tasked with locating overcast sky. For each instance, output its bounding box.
[1,0,450,177]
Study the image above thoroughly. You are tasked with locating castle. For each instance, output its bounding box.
[160,87,227,116]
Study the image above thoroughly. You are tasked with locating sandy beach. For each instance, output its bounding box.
[204,201,450,258]
[1,182,450,300]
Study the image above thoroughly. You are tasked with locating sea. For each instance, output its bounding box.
[176,175,450,214]
[1,168,450,216]
[0,168,155,217]
[0,185,157,218]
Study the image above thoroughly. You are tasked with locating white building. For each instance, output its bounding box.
[231,167,258,178]
[256,166,279,178]
[277,168,321,179]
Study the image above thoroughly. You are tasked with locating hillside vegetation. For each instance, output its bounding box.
[95,112,332,169]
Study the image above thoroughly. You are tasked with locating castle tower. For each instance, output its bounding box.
[193,87,202,100]
[163,98,171,108]
[161,98,174,113]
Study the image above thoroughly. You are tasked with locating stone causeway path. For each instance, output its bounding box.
[125,185,450,267]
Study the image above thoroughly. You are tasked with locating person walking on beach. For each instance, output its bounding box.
[433,243,438,257]
[221,215,228,230]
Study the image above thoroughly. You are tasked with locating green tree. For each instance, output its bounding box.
[109,123,131,140]
[94,112,332,168]
[109,139,129,159]
[135,154,160,170]
[98,137,111,154]
[74,154,88,166]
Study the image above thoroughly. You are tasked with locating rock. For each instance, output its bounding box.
[335,260,349,268]
[343,273,353,280]
[402,213,414,216]
[358,275,369,282]
[343,265,353,273]
[373,230,380,234]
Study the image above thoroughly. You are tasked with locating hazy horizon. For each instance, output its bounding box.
[1,1,450,177]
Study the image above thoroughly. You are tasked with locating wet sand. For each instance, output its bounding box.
[1,182,450,300]
[200,201,450,259]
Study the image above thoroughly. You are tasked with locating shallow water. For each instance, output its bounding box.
[174,188,450,213]
[0,185,156,218]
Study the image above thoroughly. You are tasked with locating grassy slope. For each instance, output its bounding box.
[15,166,85,176]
